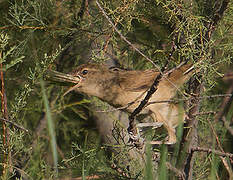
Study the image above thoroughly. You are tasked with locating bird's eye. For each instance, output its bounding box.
[81,69,88,75]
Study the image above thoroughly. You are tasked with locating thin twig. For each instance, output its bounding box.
[209,0,230,31]
[0,51,12,174]
[58,175,102,180]
[147,94,232,106]
[191,147,233,158]
[220,156,233,179]
[207,117,224,152]
[222,116,233,136]
[0,118,29,133]
[183,80,202,179]
[77,0,86,24]
[207,115,233,166]
[192,111,216,116]
[127,65,166,139]
[96,0,166,137]
[96,0,159,69]
[214,84,233,123]
[96,94,232,113]
[0,163,31,180]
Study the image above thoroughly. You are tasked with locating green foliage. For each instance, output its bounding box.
[145,133,155,180]
[40,78,58,175]
[0,33,24,70]
[158,144,168,180]
[0,0,232,179]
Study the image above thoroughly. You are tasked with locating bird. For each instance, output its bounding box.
[48,62,196,144]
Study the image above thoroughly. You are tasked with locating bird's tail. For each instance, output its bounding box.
[163,63,197,89]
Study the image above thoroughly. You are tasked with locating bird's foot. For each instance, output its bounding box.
[128,130,144,148]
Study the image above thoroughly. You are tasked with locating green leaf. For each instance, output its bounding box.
[40,78,58,176]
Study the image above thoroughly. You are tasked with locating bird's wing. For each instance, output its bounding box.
[117,63,196,92]
[118,70,160,92]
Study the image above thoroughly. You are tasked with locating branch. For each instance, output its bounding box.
[76,0,87,25]
[191,147,233,158]
[0,118,29,133]
[222,116,233,136]
[211,0,230,28]
[96,94,232,113]
[96,0,172,142]
[176,78,203,179]
[128,70,164,136]
[0,50,12,174]
[220,156,233,179]
[214,84,233,122]
[58,175,102,180]
[207,116,225,152]
[147,94,232,105]
[202,0,230,45]
[95,0,160,70]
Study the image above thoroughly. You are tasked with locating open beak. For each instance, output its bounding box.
[46,70,81,83]
[45,70,82,96]
[63,83,81,96]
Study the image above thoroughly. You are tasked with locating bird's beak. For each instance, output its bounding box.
[46,70,81,84]
[63,83,81,96]
[45,70,82,96]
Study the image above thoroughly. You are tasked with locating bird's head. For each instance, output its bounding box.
[63,63,116,97]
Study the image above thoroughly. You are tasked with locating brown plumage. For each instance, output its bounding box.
[53,63,195,144]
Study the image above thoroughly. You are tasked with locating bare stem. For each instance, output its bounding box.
[0,118,29,133]
[191,147,233,158]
